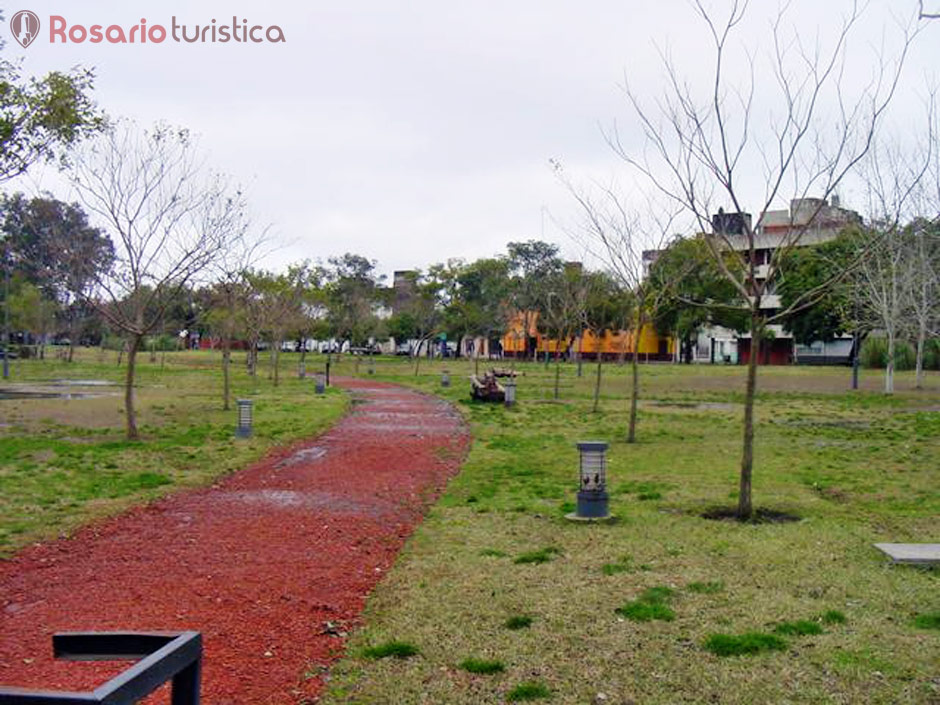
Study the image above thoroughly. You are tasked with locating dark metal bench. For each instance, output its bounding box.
[0,631,202,704]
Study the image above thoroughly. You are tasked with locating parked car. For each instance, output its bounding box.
[349,345,381,356]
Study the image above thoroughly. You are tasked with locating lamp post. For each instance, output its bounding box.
[504,378,516,407]
[565,441,612,521]
[2,243,10,379]
[441,369,450,387]
[235,399,253,438]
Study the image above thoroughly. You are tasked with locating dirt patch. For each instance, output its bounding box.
[700,507,802,524]
[0,377,470,704]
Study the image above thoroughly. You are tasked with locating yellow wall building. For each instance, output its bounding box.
[501,312,675,360]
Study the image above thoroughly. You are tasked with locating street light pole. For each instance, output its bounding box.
[3,244,10,379]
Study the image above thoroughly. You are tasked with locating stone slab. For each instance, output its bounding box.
[874,543,940,565]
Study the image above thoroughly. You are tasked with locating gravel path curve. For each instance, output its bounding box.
[0,378,469,704]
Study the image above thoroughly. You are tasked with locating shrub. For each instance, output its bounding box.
[860,337,915,370]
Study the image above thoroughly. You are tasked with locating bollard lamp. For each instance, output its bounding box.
[566,441,612,521]
[236,399,253,438]
[504,378,516,407]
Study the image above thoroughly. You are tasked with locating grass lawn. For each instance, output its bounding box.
[0,347,347,556]
[318,355,939,704]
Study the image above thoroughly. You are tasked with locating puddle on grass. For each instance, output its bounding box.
[0,380,118,401]
[645,401,737,412]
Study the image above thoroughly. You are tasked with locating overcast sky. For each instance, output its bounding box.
[6,1,940,279]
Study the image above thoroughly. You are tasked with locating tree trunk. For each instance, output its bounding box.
[737,314,760,520]
[67,314,78,363]
[222,339,231,411]
[885,332,895,394]
[915,325,926,390]
[628,346,639,443]
[124,334,142,441]
[592,336,603,413]
[554,351,561,400]
[272,343,280,387]
[576,335,583,377]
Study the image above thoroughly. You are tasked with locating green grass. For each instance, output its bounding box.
[480,548,508,557]
[459,657,505,674]
[913,612,940,630]
[615,584,677,622]
[504,615,533,630]
[773,620,824,636]
[819,609,848,625]
[362,641,420,659]
[616,601,676,622]
[506,681,552,701]
[687,580,724,594]
[298,358,939,704]
[703,632,789,657]
[513,546,562,564]
[0,348,347,556]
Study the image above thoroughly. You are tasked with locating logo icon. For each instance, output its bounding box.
[10,10,40,48]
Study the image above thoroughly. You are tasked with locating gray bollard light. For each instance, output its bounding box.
[236,399,253,438]
[441,370,450,387]
[315,372,326,394]
[566,441,612,521]
[504,378,516,407]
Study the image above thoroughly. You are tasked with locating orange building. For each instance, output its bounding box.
[501,312,675,361]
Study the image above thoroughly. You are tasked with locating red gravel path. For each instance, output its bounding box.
[0,379,469,703]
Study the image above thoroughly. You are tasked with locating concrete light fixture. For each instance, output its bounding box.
[315,372,326,394]
[566,441,612,521]
[441,370,450,387]
[236,399,253,438]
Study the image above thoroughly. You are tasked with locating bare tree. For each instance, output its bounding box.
[856,122,934,393]
[906,106,940,388]
[557,170,678,442]
[609,0,922,517]
[67,121,251,440]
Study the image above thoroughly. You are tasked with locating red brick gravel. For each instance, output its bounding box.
[0,378,469,703]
